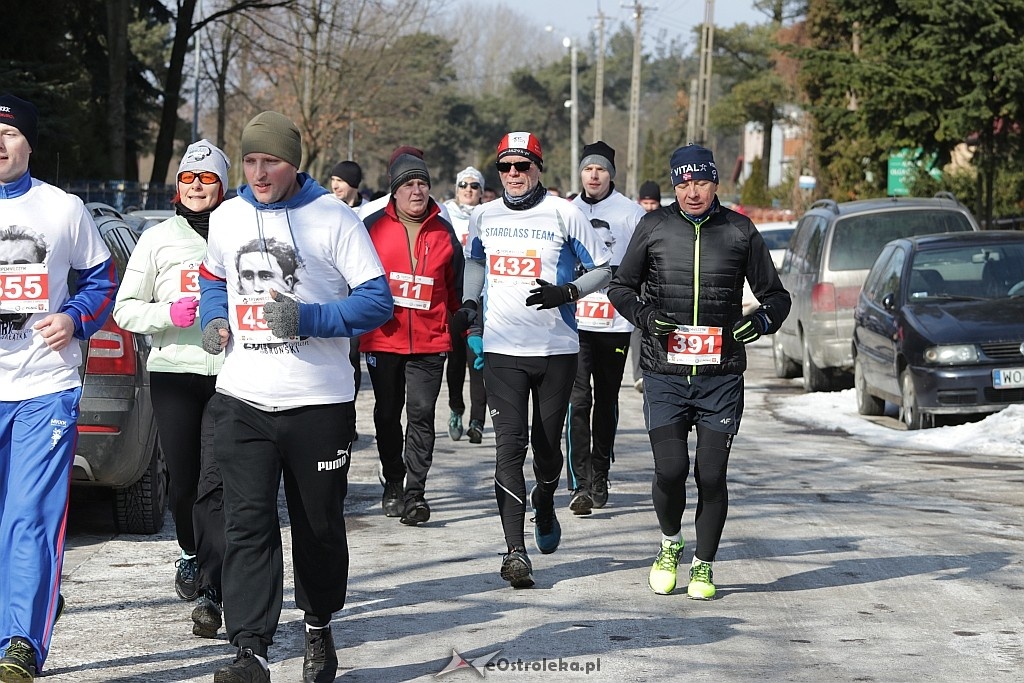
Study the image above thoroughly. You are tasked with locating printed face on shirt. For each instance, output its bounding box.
[0,124,31,184]
[235,238,298,295]
[243,152,300,204]
[498,155,541,198]
[581,163,612,200]
[393,178,430,218]
[673,179,717,216]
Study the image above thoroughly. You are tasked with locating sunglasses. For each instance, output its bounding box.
[496,161,533,173]
[457,182,481,190]
[178,171,220,185]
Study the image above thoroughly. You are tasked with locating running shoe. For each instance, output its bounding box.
[466,420,484,444]
[500,547,534,588]
[530,486,561,554]
[303,626,338,683]
[568,489,593,516]
[447,410,464,441]
[175,555,200,601]
[590,472,609,509]
[381,481,404,518]
[0,637,36,682]
[192,587,223,638]
[400,497,431,526]
[213,647,270,683]
[687,560,716,600]
[648,539,684,595]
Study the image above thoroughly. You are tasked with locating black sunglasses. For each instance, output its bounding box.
[496,161,533,173]
[458,182,481,190]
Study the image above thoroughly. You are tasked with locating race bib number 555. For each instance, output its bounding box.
[667,325,722,366]
[0,264,49,314]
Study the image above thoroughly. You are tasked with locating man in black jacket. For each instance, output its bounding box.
[607,144,791,600]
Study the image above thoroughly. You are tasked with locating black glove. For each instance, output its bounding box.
[201,318,229,355]
[451,300,478,331]
[525,279,579,310]
[643,309,678,336]
[732,307,773,344]
[264,290,300,338]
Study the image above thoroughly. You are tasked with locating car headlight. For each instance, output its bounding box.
[923,344,979,364]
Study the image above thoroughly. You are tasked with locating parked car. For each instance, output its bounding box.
[742,220,797,314]
[852,231,1024,429]
[772,193,980,392]
[72,202,167,533]
[126,208,175,233]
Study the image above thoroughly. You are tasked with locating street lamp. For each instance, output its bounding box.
[562,37,580,196]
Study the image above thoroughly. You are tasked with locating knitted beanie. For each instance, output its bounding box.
[241,111,302,168]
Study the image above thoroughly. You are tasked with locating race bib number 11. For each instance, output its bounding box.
[0,264,49,314]
[667,325,723,366]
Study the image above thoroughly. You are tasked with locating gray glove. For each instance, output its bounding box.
[264,290,300,338]
[202,318,229,354]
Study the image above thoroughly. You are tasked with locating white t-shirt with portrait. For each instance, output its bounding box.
[203,195,384,407]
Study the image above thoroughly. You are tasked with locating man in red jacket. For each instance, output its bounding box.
[361,153,465,525]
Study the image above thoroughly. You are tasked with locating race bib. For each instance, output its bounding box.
[179,261,201,298]
[234,294,298,343]
[488,249,540,287]
[667,325,723,366]
[0,263,49,314]
[576,292,615,327]
[389,272,434,310]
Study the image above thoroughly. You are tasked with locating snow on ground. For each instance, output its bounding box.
[777,388,1024,457]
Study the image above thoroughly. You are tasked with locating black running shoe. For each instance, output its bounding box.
[0,637,37,682]
[530,486,561,554]
[175,555,200,601]
[568,489,593,516]
[302,626,338,683]
[213,647,270,683]
[191,588,222,638]
[400,497,431,526]
[500,547,535,588]
[591,472,609,509]
[466,420,484,444]
[381,481,404,518]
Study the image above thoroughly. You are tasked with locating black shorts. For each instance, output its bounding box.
[642,372,744,435]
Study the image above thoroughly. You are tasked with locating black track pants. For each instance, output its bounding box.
[447,320,487,425]
[485,353,576,549]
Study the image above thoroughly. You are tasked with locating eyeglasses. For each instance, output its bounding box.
[178,171,220,185]
[457,182,481,190]
[496,161,533,173]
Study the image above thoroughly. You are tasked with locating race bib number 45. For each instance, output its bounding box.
[667,325,723,366]
[0,264,49,314]
[234,294,297,343]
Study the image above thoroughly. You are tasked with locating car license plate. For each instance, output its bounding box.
[992,368,1024,389]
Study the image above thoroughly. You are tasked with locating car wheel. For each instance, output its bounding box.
[802,336,833,392]
[854,355,885,416]
[900,368,928,430]
[113,441,168,534]
[772,334,800,378]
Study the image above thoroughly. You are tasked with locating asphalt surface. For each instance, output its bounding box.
[48,339,1024,682]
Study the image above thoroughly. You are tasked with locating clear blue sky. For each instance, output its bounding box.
[483,0,767,47]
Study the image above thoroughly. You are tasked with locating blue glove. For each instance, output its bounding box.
[732,307,773,344]
[467,334,484,370]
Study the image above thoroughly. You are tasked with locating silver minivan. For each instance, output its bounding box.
[772,193,979,392]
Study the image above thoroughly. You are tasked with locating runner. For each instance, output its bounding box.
[607,144,791,600]
[462,132,612,588]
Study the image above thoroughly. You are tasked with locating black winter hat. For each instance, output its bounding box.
[389,154,430,194]
[638,181,661,201]
[0,94,38,151]
[330,160,363,188]
[579,140,616,178]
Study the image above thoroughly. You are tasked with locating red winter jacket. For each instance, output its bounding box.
[360,198,464,354]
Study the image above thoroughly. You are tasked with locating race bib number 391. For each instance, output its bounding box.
[667,325,723,366]
[0,263,49,314]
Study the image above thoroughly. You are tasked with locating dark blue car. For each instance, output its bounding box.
[853,231,1024,429]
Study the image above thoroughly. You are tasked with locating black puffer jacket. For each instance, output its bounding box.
[607,200,791,376]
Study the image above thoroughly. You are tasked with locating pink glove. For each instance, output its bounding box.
[170,296,199,328]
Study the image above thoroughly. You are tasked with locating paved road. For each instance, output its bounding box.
[49,339,1024,681]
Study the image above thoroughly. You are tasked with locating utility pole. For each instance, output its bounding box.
[695,0,715,146]
[592,7,606,140]
[624,1,645,199]
[570,41,580,195]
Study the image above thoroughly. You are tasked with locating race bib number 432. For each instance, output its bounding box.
[0,264,49,314]
[488,249,540,287]
[667,325,723,366]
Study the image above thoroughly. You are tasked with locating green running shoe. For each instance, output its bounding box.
[0,637,37,682]
[648,539,684,595]
[448,410,464,441]
[687,560,716,600]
